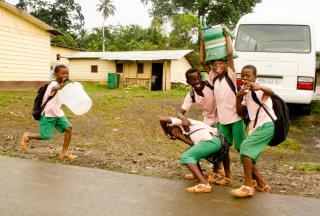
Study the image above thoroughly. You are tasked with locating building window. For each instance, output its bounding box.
[91,65,98,73]
[137,63,144,74]
[56,54,61,60]
[116,63,123,73]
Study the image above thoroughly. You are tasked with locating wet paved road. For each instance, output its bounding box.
[0,156,319,216]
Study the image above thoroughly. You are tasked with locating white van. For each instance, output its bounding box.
[234,13,317,112]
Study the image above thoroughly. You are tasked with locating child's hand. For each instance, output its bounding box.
[237,87,248,97]
[221,23,229,37]
[57,83,66,90]
[181,118,191,132]
[246,82,262,91]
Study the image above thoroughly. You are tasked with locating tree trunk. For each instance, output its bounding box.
[102,18,106,52]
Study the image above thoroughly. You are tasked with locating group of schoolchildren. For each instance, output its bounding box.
[160,29,277,198]
[19,27,277,199]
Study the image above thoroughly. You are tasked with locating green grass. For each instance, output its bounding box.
[311,101,320,115]
[293,162,320,172]
[265,137,302,153]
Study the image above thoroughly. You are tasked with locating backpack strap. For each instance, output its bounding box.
[186,128,206,137]
[224,73,237,96]
[251,91,275,128]
[204,80,214,90]
[190,88,196,103]
[40,85,58,112]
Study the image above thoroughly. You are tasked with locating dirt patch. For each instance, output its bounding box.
[1,85,320,198]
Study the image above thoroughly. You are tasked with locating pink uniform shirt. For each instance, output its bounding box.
[170,118,218,144]
[243,90,277,134]
[181,85,218,126]
[41,81,65,117]
[210,69,242,125]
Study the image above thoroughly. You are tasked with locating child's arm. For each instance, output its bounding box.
[177,109,191,132]
[223,25,236,74]
[199,32,211,74]
[246,83,274,97]
[236,88,248,116]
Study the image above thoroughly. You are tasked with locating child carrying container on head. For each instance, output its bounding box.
[177,68,225,182]
[200,24,246,153]
[160,116,231,193]
[231,65,276,198]
[20,65,77,161]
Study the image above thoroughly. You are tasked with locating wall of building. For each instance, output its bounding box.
[0,5,51,81]
[50,46,80,66]
[68,59,115,82]
[170,57,191,84]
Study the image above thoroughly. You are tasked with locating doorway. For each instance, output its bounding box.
[151,63,163,91]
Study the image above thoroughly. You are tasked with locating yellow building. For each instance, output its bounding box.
[50,44,84,66]
[64,50,193,90]
[0,1,60,88]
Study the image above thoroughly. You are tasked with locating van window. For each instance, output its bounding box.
[235,24,311,53]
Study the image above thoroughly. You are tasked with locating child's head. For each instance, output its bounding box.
[54,65,69,83]
[185,68,204,91]
[241,65,257,83]
[209,60,228,76]
[162,124,182,140]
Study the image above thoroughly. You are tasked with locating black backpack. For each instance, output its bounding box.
[32,82,56,121]
[251,91,290,146]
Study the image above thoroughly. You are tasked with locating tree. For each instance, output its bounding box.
[51,32,78,48]
[141,0,261,29]
[97,0,116,52]
[168,14,199,49]
[76,29,89,49]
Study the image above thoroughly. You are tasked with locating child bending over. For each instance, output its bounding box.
[160,117,231,193]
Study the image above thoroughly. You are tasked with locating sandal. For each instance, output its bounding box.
[207,173,222,184]
[186,183,212,193]
[184,173,196,181]
[231,185,254,198]
[20,132,30,152]
[58,152,78,161]
[254,184,270,193]
[215,178,232,186]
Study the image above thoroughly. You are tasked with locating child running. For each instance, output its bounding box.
[232,65,276,198]
[20,65,77,161]
[200,25,245,153]
[160,116,231,193]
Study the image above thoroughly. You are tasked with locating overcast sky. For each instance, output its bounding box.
[6,0,320,49]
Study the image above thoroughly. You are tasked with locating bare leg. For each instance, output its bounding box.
[21,132,42,151]
[242,156,253,187]
[222,153,231,179]
[252,165,267,188]
[62,127,72,154]
[186,163,208,184]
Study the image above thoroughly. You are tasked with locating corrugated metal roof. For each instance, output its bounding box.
[63,50,193,61]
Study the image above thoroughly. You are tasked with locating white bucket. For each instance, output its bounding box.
[59,82,92,115]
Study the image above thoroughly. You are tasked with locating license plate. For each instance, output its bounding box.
[257,77,282,86]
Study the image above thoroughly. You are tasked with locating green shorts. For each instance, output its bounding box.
[180,136,221,164]
[218,120,246,152]
[240,122,274,162]
[39,114,71,140]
